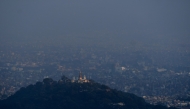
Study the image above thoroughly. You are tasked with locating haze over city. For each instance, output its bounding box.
[1,1,190,46]
[0,0,190,108]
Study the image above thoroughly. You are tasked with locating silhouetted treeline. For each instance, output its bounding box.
[0,76,178,109]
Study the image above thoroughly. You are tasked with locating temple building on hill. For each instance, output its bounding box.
[72,71,89,83]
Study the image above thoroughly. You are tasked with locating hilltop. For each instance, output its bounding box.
[0,76,177,109]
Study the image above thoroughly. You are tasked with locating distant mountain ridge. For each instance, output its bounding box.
[0,76,177,109]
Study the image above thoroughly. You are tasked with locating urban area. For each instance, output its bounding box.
[0,42,190,109]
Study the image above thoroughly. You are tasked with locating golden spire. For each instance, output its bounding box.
[79,71,82,80]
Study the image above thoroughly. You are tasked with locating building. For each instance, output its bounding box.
[72,71,89,83]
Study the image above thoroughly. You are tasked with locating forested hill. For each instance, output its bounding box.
[0,76,177,109]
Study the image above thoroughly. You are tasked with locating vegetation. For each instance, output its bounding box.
[0,76,177,109]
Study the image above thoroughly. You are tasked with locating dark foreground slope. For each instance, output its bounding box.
[0,76,177,109]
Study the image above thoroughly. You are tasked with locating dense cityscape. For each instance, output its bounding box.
[0,1,190,109]
[0,41,189,108]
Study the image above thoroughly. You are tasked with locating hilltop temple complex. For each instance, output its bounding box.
[72,71,89,83]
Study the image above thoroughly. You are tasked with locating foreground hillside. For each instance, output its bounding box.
[0,76,177,109]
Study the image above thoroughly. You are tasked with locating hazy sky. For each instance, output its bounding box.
[0,0,190,45]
